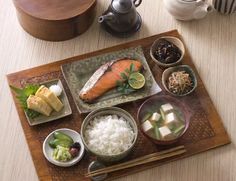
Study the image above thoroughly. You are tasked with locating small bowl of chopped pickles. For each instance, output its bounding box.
[43,128,85,167]
[137,95,191,145]
[162,65,197,96]
[150,36,185,67]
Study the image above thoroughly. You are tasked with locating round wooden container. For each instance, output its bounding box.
[13,0,96,41]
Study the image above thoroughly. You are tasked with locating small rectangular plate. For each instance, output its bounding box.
[26,79,72,126]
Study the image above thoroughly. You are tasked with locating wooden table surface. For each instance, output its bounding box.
[0,0,235,181]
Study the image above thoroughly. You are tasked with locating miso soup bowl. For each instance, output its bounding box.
[81,107,138,163]
[137,95,191,145]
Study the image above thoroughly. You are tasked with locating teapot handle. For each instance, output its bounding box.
[133,0,142,7]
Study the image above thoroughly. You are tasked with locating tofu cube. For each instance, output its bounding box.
[160,103,174,113]
[150,112,162,125]
[160,103,174,119]
[142,120,155,138]
[159,126,174,140]
[165,112,182,130]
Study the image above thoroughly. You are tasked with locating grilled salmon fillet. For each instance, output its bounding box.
[79,59,142,102]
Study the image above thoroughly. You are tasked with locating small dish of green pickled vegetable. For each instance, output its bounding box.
[43,128,85,167]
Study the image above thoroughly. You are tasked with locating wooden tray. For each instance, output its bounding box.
[7,30,230,181]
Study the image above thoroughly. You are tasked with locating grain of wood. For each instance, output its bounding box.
[0,0,235,181]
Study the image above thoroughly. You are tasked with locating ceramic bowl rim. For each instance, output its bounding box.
[162,64,198,96]
[80,107,138,157]
[150,36,185,67]
[43,128,85,167]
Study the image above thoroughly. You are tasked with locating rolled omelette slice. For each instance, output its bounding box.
[27,95,52,116]
[35,85,63,112]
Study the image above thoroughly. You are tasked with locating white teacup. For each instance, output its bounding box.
[213,0,236,14]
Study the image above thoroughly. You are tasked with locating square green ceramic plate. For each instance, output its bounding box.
[25,79,72,126]
[61,46,162,113]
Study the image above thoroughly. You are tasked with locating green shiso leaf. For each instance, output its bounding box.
[10,84,41,119]
[120,72,128,80]
[130,63,135,72]
[116,63,138,94]
[125,68,130,74]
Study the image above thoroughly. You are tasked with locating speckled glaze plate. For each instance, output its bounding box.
[61,46,162,113]
[26,79,72,126]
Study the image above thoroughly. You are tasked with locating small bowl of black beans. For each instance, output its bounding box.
[150,36,185,67]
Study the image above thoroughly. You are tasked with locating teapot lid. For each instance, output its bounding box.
[112,0,132,13]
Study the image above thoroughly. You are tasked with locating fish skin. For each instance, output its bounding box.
[79,59,142,102]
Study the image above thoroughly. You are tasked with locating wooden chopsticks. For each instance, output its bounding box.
[85,145,186,178]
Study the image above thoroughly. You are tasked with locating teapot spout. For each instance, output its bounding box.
[98,12,115,23]
[193,3,213,19]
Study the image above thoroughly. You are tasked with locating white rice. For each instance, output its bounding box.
[84,115,135,155]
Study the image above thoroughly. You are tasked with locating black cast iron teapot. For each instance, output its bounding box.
[98,0,142,36]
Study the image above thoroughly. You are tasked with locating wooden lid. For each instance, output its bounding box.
[14,0,96,20]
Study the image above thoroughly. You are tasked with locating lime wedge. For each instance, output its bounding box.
[128,72,145,89]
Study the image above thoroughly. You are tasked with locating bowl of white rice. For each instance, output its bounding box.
[81,107,138,162]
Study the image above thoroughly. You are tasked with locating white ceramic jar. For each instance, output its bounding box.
[163,0,213,21]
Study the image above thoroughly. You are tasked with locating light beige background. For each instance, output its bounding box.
[0,0,235,181]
